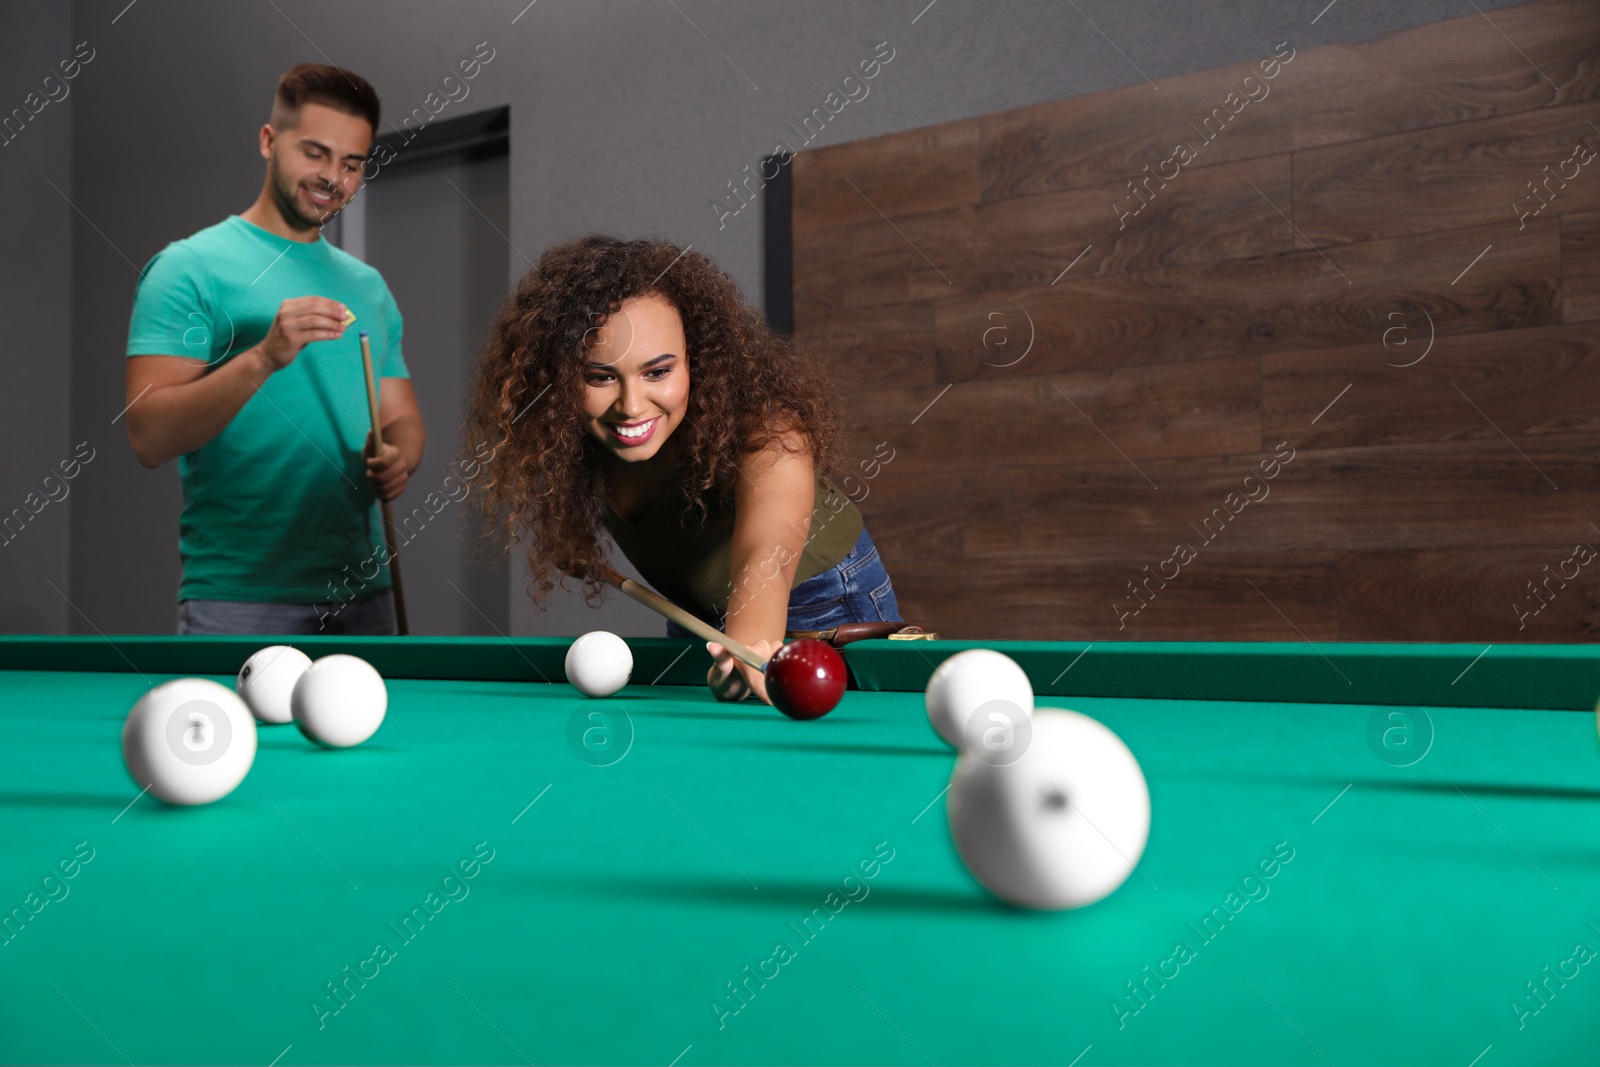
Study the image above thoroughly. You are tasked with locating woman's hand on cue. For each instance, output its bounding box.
[364,430,408,501]
[706,638,780,705]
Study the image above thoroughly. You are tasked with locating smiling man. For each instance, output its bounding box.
[124,64,425,635]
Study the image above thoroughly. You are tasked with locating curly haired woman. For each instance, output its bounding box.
[464,235,902,705]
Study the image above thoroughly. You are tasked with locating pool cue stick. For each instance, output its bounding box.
[358,330,409,635]
[589,562,767,672]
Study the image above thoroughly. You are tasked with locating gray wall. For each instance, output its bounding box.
[0,4,73,632]
[3,0,1530,634]
[362,154,513,637]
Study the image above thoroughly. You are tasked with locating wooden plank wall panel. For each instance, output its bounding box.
[977,0,1600,204]
[972,156,1295,289]
[1566,211,1600,322]
[790,120,979,232]
[1262,322,1600,449]
[1294,102,1600,245]
[790,0,1600,642]
[796,303,936,393]
[929,218,1559,381]
[931,441,1600,559]
[842,357,1262,473]
[978,48,1355,203]
[889,555,1343,643]
[792,207,976,313]
[1338,549,1600,641]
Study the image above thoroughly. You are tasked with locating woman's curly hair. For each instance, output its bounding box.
[462,234,842,608]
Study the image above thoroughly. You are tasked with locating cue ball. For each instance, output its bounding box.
[947,708,1150,910]
[925,649,1034,749]
[122,678,258,805]
[291,654,387,748]
[236,645,312,725]
[565,631,633,697]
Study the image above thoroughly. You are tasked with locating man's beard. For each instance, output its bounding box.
[269,156,341,230]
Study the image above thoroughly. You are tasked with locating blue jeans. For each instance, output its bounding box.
[665,527,901,638]
[177,590,398,636]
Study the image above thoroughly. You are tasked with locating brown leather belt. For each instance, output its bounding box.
[783,622,939,648]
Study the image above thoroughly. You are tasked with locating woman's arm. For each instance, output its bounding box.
[708,428,815,703]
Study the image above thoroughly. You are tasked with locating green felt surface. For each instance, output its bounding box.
[844,639,1600,711]
[2,647,1600,1065]
[6,636,1600,709]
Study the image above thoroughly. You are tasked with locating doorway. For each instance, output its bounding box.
[331,107,511,636]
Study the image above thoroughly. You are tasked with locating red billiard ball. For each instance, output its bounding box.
[764,639,847,720]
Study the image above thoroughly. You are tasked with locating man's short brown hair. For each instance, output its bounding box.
[273,63,380,131]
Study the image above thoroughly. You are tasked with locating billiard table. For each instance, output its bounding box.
[3,635,1598,1065]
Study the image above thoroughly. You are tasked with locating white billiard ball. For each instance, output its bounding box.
[236,645,312,725]
[122,678,258,806]
[565,631,633,698]
[291,654,387,748]
[947,708,1150,910]
[925,648,1034,749]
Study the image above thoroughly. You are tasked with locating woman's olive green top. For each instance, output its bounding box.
[600,470,863,621]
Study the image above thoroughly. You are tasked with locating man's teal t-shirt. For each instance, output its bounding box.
[125,215,410,604]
